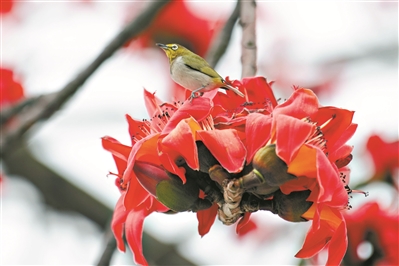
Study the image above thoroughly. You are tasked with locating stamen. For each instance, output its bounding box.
[200,115,215,131]
[307,134,323,143]
[140,121,151,135]
[264,98,274,113]
[305,123,327,152]
[319,115,335,130]
[350,188,369,197]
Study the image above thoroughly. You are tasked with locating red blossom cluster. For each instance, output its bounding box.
[345,202,399,265]
[123,1,221,56]
[0,0,13,14]
[366,134,399,189]
[0,68,25,107]
[102,76,360,265]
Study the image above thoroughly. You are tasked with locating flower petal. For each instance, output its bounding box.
[197,203,218,237]
[242,76,278,108]
[162,96,213,135]
[123,133,160,184]
[316,148,346,205]
[326,217,347,265]
[111,196,128,252]
[125,205,149,265]
[274,114,315,165]
[123,180,150,212]
[123,134,160,209]
[280,176,317,195]
[330,123,357,153]
[295,219,333,259]
[313,107,354,153]
[273,88,319,119]
[143,89,163,117]
[126,114,151,145]
[101,136,131,162]
[160,118,201,181]
[197,129,246,173]
[236,212,257,237]
[245,113,272,163]
[329,145,353,166]
[287,144,317,178]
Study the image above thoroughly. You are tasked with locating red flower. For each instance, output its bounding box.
[0,68,25,107]
[344,202,399,265]
[102,78,360,265]
[366,134,399,188]
[124,1,221,56]
[261,88,362,265]
[236,212,258,238]
[0,0,13,14]
[102,134,169,265]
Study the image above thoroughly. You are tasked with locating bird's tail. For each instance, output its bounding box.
[222,84,245,97]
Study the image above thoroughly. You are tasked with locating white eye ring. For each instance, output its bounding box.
[171,44,178,50]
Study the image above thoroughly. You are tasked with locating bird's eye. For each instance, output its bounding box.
[171,44,178,50]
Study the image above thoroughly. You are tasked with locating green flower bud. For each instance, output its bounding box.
[209,164,230,187]
[251,144,296,190]
[134,161,171,197]
[273,189,312,222]
[156,174,200,212]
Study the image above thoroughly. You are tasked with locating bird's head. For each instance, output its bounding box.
[156,43,191,62]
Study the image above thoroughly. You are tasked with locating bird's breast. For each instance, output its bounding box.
[170,56,215,91]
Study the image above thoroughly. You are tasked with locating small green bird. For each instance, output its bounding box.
[156,43,244,100]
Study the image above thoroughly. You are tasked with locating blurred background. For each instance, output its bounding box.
[1,1,398,265]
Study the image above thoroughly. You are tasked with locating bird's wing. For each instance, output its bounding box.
[183,54,221,79]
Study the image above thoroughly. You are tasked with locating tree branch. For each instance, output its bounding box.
[0,1,170,158]
[96,227,117,266]
[240,0,257,78]
[3,143,195,265]
[205,1,240,68]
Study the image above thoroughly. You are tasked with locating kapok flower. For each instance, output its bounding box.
[102,130,169,265]
[102,77,361,265]
[272,89,362,265]
[0,68,25,107]
[344,202,399,266]
[366,134,399,189]
[227,87,365,264]
[124,1,221,57]
[0,0,13,14]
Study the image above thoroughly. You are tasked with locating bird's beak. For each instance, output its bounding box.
[156,43,168,50]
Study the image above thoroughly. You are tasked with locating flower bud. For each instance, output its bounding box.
[134,160,171,196]
[209,164,230,187]
[156,174,200,212]
[273,189,313,222]
[252,144,296,189]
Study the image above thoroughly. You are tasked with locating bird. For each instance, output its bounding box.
[156,43,244,100]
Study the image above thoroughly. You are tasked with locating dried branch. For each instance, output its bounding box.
[239,0,257,78]
[205,1,240,68]
[0,1,170,158]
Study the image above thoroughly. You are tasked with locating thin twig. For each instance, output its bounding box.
[0,1,170,158]
[96,226,117,266]
[240,0,257,78]
[205,1,240,68]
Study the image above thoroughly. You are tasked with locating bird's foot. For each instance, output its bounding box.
[189,91,204,102]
